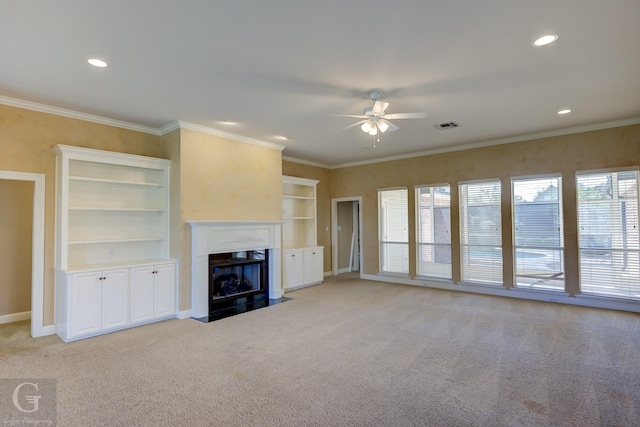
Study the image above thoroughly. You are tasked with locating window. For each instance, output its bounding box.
[577,169,640,300]
[416,185,451,279]
[459,180,502,284]
[378,188,408,274]
[512,176,564,291]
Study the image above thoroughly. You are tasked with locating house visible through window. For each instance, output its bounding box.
[459,180,502,285]
[378,187,408,275]
[416,185,451,279]
[512,176,564,291]
[577,169,639,300]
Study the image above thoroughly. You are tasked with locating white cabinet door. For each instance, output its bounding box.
[101,268,129,329]
[154,263,176,318]
[283,250,304,289]
[69,271,102,337]
[130,265,155,323]
[303,247,323,284]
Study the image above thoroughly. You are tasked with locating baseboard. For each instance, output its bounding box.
[0,311,31,325]
[176,309,192,320]
[360,274,640,313]
[39,324,57,337]
[324,270,332,277]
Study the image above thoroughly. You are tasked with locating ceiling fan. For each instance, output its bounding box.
[337,92,428,144]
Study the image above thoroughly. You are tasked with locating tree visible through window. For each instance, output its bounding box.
[416,185,451,279]
[577,169,640,300]
[512,176,564,291]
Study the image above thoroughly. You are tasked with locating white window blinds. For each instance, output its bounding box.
[416,185,451,279]
[512,176,564,291]
[577,169,640,300]
[459,180,502,284]
[379,188,409,274]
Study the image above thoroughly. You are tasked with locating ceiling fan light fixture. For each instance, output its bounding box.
[368,124,378,136]
[378,121,389,133]
[361,122,371,133]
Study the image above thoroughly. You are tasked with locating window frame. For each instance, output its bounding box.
[459,178,503,285]
[576,167,640,300]
[414,183,452,280]
[378,187,409,275]
[511,174,565,292]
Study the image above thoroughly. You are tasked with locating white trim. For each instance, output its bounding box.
[575,165,640,176]
[414,182,450,189]
[177,121,286,151]
[0,311,31,325]
[330,117,640,169]
[360,274,640,313]
[176,309,192,320]
[2,95,637,170]
[0,95,161,135]
[0,171,48,337]
[331,196,363,277]
[282,156,330,169]
[324,270,332,277]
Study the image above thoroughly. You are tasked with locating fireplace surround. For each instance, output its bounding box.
[188,221,282,320]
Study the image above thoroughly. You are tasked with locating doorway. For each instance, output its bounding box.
[0,171,45,337]
[331,197,363,277]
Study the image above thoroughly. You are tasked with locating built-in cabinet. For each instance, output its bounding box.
[282,176,323,290]
[53,145,176,342]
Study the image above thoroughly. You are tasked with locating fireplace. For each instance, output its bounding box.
[206,250,270,319]
[188,220,283,320]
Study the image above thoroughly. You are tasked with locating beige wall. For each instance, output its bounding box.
[0,180,34,315]
[0,105,163,325]
[176,128,283,310]
[282,161,332,273]
[330,124,640,294]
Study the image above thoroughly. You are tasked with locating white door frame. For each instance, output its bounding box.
[0,171,46,337]
[331,196,363,277]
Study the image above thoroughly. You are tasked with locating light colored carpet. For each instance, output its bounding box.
[1,275,639,426]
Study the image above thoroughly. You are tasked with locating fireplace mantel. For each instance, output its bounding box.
[188,220,282,318]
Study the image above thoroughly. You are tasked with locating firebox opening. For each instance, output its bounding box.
[199,249,280,322]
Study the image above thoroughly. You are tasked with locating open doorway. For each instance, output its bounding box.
[0,171,45,337]
[331,197,363,277]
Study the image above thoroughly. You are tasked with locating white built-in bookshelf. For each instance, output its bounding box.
[282,175,323,290]
[53,145,176,342]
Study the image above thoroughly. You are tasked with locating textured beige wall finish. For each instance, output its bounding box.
[0,105,163,325]
[282,161,331,272]
[330,124,640,294]
[0,180,34,315]
[178,128,283,309]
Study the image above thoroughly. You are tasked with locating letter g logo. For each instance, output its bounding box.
[12,382,41,413]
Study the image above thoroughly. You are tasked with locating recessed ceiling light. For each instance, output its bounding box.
[533,34,558,47]
[87,58,108,68]
[274,135,289,141]
[557,109,571,115]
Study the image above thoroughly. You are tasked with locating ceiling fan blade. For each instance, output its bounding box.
[342,120,366,130]
[384,112,428,119]
[329,114,367,119]
[381,119,400,132]
[371,100,389,115]
[331,114,367,118]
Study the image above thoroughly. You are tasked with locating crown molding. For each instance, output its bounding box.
[329,117,640,169]
[0,95,162,135]
[176,121,286,151]
[282,155,331,169]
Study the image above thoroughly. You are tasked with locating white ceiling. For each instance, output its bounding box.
[1,1,639,166]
